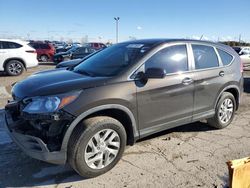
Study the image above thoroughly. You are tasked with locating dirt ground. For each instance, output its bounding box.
[1,65,250,188]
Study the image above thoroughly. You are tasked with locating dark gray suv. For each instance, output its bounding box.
[5,39,243,177]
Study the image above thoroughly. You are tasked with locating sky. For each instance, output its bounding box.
[0,0,250,43]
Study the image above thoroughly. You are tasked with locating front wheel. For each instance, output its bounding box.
[68,116,127,178]
[208,92,236,129]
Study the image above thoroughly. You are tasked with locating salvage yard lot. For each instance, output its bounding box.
[0,64,250,187]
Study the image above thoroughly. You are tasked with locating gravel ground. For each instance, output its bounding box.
[0,65,250,188]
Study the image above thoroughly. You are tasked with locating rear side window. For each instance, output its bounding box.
[145,45,188,74]
[192,44,219,69]
[29,43,39,49]
[94,43,99,48]
[40,43,50,49]
[217,49,233,66]
[1,42,22,49]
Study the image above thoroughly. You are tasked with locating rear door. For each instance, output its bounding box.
[136,43,195,136]
[0,41,9,70]
[190,43,226,120]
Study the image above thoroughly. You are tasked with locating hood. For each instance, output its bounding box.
[56,59,82,68]
[12,69,110,99]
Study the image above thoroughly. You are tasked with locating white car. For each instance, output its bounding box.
[233,46,250,70]
[0,39,38,76]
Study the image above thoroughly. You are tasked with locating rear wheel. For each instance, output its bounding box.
[40,55,49,62]
[68,116,126,178]
[208,92,236,129]
[5,60,24,76]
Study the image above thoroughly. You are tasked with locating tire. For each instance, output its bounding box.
[40,55,49,62]
[208,92,236,129]
[5,60,24,76]
[68,116,127,178]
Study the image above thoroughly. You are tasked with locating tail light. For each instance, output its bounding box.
[240,60,243,73]
[26,50,36,53]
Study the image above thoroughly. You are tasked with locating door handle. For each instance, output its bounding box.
[182,77,193,85]
[219,71,225,77]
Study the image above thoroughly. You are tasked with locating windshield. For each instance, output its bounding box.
[73,43,153,77]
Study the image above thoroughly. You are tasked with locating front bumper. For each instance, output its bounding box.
[4,111,67,164]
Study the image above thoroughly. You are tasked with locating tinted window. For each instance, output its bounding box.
[2,41,22,49]
[40,43,50,49]
[192,45,219,69]
[75,47,87,53]
[217,49,233,66]
[145,45,188,74]
[232,47,241,54]
[74,43,154,77]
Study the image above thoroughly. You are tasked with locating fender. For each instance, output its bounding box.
[214,84,240,109]
[3,57,27,69]
[60,104,139,151]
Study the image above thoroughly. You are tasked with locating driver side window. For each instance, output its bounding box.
[145,45,188,74]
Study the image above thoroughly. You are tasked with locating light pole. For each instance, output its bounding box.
[114,17,120,43]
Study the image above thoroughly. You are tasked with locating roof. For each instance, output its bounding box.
[121,38,230,49]
[0,39,28,44]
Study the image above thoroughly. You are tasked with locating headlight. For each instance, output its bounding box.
[23,91,81,114]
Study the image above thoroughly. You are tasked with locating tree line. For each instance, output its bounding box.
[221,41,250,47]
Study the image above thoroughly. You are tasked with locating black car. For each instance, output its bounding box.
[56,50,101,69]
[5,39,243,178]
[71,47,96,59]
[53,46,95,63]
[53,46,78,63]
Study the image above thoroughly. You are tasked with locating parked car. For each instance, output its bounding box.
[56,50,101,69]
[232,46,250,70]
[0,39,38,76]
[71,47,96,59]
[53,46,78,63]
[29,42,55,62]
[84,42,107,50]
[5,39,243,178]
[53,46,95,63]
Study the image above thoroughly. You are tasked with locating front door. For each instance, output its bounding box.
[136,44,194,137]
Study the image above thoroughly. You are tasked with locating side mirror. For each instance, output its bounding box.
[145,68,166,79]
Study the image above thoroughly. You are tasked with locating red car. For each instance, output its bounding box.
[29,42,55,62]
[85,42,106,50]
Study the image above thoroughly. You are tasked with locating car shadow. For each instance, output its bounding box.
[0,71,8,77]
[138,121,215,142]
[0,121,214,187]
[38,62,56,66]
[0,143,84,187]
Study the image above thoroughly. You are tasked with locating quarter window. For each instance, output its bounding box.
[217,49,233,66]
[145,45,188,74]
[192,44,219,69]
[40,43,50,49]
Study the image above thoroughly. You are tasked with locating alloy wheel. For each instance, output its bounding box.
[8,62,22,75]
[84,129,120,170]
[218,98,234,124]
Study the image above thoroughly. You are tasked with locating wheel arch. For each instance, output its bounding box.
[4,58,26,70]
[215,85,240,110]
[61,104,139,151]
